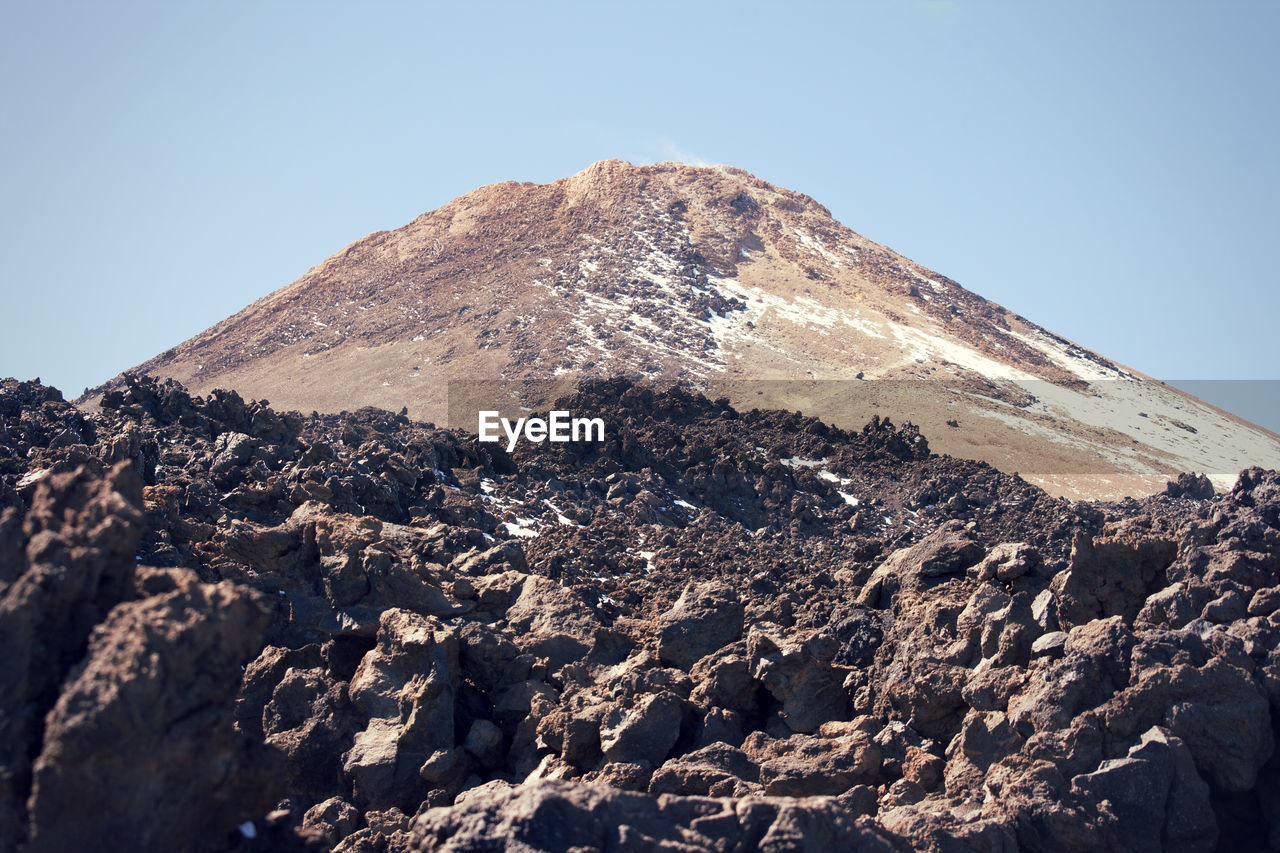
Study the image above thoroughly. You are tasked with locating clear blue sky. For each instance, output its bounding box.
[2,2,1277,421]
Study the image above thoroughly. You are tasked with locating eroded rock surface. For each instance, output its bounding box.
[2,375,1279,851]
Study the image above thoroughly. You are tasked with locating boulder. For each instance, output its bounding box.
[1053,525,1178,629]
[648,742,761,797]
[302,797,360,849]
[974,541,1043,582]
[0,462,144,850]
[504,575,601,669]
[1070,727,1216,852]
[462,719,506,770]
[858,520,983,607]
[235,643,327,739]
[343,609,459,808]
[689,646,758,714]
[25,573,275,853]
[599,691,684,766]
[1165,473,1216,500]
[657,581,745,670]
[534,700,605,769]
[748,623,850,733]
[262,666,356,800]
[752,732,881,797]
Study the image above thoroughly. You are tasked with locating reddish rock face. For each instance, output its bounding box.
[2,374,1279,850]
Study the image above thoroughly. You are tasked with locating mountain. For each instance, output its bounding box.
[88,160,1280,499]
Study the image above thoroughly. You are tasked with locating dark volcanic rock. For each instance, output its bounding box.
[26,571,274,852]
[1052,521,1179,628]
[657,580,745,670]
[600,690,684,766]
[344,609,459,809]
[409,778,899,852]
[2,375,1278,851]
[1070,726,1216,852]
[1165,472,1216,500]
[0,461,144,850]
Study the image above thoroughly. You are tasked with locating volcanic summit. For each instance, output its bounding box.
[89,160,1280,499]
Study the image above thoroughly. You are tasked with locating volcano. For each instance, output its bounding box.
[88,160,1280,499]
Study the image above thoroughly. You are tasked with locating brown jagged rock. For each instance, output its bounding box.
[262,665,358,801]
[344,609,460,809]
[599,690,684,767]
[688,644,758,715]
[656,580,745,671]
[302,796,361,849]
[747,622,851,734]
[648,742,762,797]
[25,570,274,853]
[503,574,602,670]
[1070,726,1217,852]
[1052,522,1178,629]
[3,376,1280,849]
[858,519,983,608]
[1102,655,1274,793]
[0,461,144,850]
[974,541,1043,583]
[236,643,328,739]
[1165,472,1217,500]
[751,731,882,797]
[409,778,900,852]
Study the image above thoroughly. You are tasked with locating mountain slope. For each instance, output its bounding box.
[90,160,1280,499]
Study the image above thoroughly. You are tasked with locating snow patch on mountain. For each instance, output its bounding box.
[1004,328,1128,382]
[886,322,1035,379]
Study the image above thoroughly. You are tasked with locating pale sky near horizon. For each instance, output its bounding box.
[2,2,1278,427]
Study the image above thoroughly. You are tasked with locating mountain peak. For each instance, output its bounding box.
[88,163,1280,500]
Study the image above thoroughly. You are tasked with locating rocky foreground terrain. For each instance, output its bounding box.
[3,373,1280,851]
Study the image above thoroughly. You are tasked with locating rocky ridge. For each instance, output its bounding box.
[4,374,1280,851]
